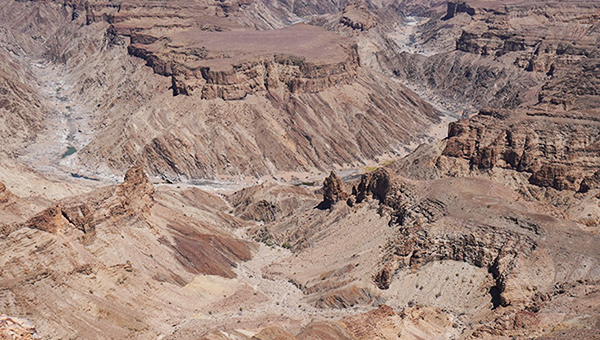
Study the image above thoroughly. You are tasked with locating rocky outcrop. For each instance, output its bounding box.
[61,202,94,234]
[355,168,392,204]
[387,224,537,307]
[117,163,155,214]
[321,171,349,208]
[340,2,376,31]
[442,1,476,20]
[347,172,549,307]
[25,202,95,235]
[126,25,361,100]
[578,170,600,193]
[0,315,38,340]
[23,164,154,235]
[442,108,600,191]
[25,204,66,234]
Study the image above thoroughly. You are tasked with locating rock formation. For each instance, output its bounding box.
[442,1,475,20]
[0,315,38,340]
[579,170,600,193]
[127,24,361,100]
[321,171,349,208]
[25,204,66,234]
[340,2,376,31]
[117,163,155,214]
[355,168,391,203]
[0,0,599,339]
[441,108,600,191]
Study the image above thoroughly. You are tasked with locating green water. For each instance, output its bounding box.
[61,146,77,158]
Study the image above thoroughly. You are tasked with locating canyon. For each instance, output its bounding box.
[0,0,599,339]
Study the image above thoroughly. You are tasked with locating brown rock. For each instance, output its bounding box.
[61,202,94,234]
[374,267,392,290]
[578,170,600,193]
[117,163,155,214]
[126,24,360,100]
[340,2,376,31]
[442,1,476,20]
[322,171,349,207]
[0,314,38,340]
[529,164,579,191]
[25,204,66,234]
[356,168,391,203]
[441,109,600,191]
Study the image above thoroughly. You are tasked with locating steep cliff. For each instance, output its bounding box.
[442,109,600,191]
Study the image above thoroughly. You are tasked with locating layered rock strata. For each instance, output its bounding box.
[127,24,360,100]
[321,171,349,208]
[378,0,600,113]
[442,108,600,191]
[0,0,440,180]
[340,2,377,31]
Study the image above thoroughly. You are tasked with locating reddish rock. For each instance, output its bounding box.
[168,221,252,279]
